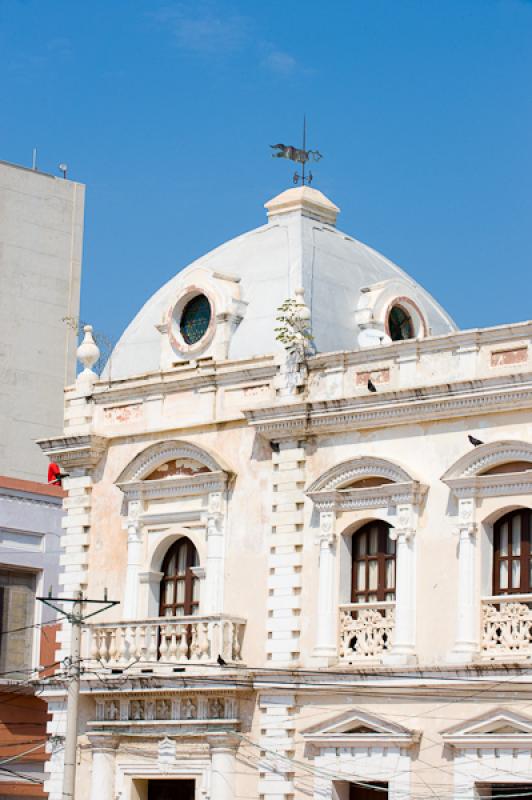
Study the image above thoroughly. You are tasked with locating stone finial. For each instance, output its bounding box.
[76,324,100,389]
[265,186,340,226]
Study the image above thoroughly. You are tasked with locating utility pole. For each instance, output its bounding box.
[37,590,119,800]
[62,593,81,800]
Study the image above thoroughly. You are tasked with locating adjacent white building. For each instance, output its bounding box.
[0,160,85,482]
[39,186,532,800]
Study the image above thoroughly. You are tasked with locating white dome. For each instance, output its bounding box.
[104,187,457,380]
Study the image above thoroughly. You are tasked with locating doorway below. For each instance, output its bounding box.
[349,783,388,800]
[486,785,532,800]
[147,779,195,800]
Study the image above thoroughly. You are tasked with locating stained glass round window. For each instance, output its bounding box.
[388,305,414,341]
[180,294,211,345]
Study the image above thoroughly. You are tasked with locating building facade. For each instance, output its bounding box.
[39,187,532,800]
[0,160,85,482]
[0,159,84,797]
[0,475,64,798]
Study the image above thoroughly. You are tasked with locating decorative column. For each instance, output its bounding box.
[88,735,118,800]
[208,735,238,800]
[384,503,417,665]
[448,497,479,663]
[123,500,142,619]
[205,491,225,614]
[314,510,338,662]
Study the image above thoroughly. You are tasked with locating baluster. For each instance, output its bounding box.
[189,622,200,661]
[200,621,210,661]
[147,625,158,662]
[90,628,100,663]
[168,628,178,662]
[117,628,128,665]
[99,628,110,664]
[135,625,145,661]
[159,625,169,662]
[109,629,118,663]
[178,626,189,662]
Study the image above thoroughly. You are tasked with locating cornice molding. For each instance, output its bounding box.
[444,471,532,500]
[37,434,108,471]
[244,380,532,439]
[118,471,229,502]
[307,319,532,372]
[89,358,277,405]
[307,482,427,512]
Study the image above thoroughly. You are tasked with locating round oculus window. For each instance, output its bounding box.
[388,305,414,341]
[179,294,212,345]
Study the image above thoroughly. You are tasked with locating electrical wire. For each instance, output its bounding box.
[0,617,61,637]
[0,742,46,765]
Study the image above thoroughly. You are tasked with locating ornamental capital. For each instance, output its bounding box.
[389,527,415,543]
[316,510,336,545]
[453,523,477,540]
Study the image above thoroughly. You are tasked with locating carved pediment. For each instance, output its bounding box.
[442,708,532,747]
[116,440,231,483]
[307,457,414,493]
[116,440,232,502]
[442,441,532,499]
[302,708,419,749]
[306,457,426,512]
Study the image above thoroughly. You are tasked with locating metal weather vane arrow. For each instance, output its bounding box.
[270,116,322,186]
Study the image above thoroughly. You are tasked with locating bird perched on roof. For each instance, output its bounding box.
[468,435,484,447]
[217,654,227,667]
[367,379,377,393]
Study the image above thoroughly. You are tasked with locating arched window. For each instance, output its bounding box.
[388,305,414,341]
[493,509,532,595]
[351,521,395,603]
[159,538,199,617]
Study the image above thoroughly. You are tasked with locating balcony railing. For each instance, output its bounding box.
[83,615,246,669]
[481,594,532,660]
[339,602,395,663]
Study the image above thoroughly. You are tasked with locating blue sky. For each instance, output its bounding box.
[1,0,531,348]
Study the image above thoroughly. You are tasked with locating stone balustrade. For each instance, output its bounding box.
[84,615,246,669]
[339,602,395,663]
[481,594,532,659]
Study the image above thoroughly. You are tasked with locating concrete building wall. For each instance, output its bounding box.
[0,161,84,481]
[0,475,64,800]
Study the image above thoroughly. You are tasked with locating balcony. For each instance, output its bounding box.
[83,615,246,671]
[339,601,395,663]
[481,594,532,660]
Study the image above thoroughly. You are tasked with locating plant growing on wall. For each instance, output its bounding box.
[274,290,314,358]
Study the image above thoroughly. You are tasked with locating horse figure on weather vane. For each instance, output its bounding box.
[270,116,322,186]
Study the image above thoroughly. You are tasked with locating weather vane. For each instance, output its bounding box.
[270,116,322,186]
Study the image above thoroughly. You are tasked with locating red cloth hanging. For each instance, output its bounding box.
[48,462,62,485]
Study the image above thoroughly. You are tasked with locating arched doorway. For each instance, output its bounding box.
[351,520,396,603]
[159,537,200,617]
